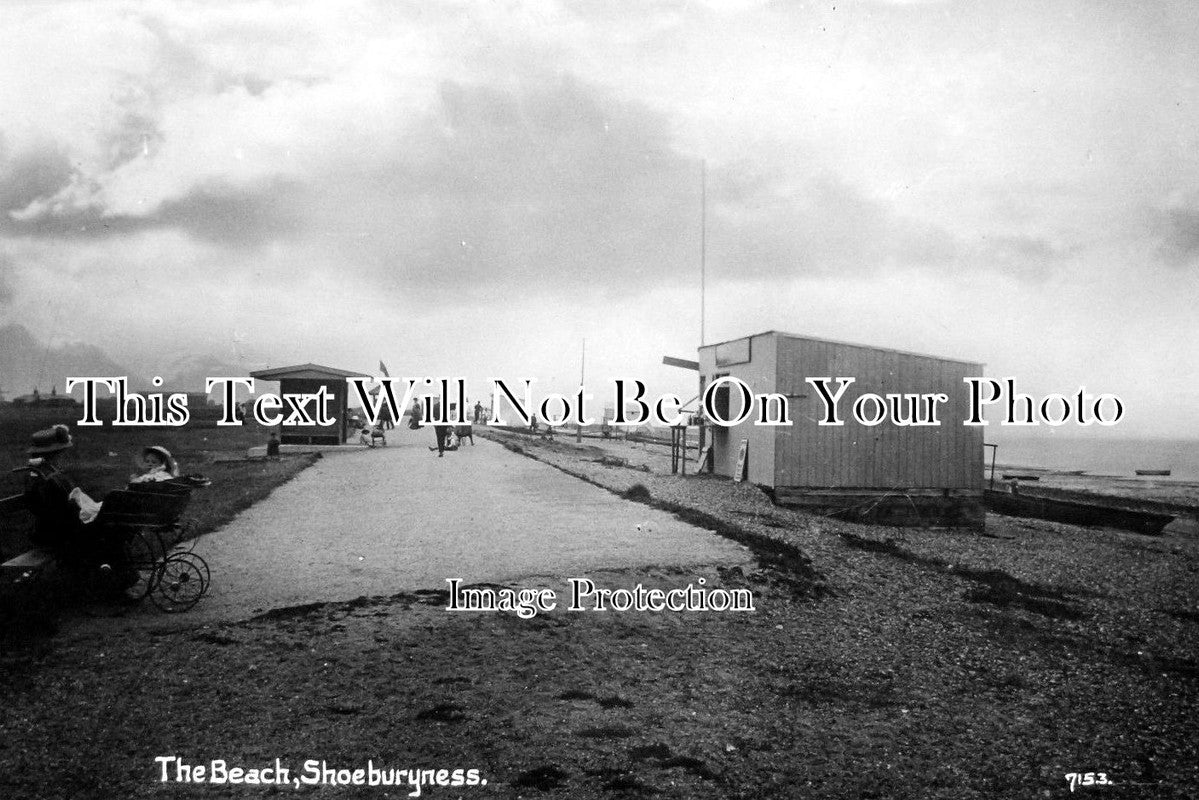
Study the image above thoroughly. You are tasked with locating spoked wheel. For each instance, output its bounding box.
[151,553,208,613]
[171,547,211,594]
[77,530,159,605]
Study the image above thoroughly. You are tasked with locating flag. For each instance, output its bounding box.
[379,360,390,377]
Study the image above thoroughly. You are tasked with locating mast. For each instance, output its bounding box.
[576,337,586,443]
[700,159,707,347]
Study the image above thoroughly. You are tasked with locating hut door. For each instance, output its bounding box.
[710,374,731,474]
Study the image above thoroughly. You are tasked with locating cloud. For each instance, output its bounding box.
[1155,202,1199,267]
[0,253,13,305]
[972,234,1076,282]
[2,0,1190,353]
[3,63,1067,300]
[4,177,306,247]
[337,76,702,297]
[0,140,76,217]
[1,0,1133,306]
[705,167,964,281]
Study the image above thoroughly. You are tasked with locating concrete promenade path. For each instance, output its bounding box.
[177,426,749,623]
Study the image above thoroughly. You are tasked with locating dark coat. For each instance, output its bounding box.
[23,463,83,550]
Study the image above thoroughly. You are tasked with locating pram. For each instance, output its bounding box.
[9,469,212,612]
[89,480,211,612]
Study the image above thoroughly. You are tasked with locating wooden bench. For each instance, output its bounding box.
[2,547,55,586]
[1,492,56,586]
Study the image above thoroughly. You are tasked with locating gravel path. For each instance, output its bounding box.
[158,426,749,624]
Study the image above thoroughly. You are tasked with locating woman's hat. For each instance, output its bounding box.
[27,424,73,455]
[142,446,179,476]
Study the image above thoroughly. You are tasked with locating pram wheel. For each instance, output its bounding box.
[151,553,208,613]
[120,530,161,601]
[78,529,160,603]
[172,548,211,593]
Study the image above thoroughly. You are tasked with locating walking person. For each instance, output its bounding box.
[455,402,475,446]
[425,399,450,457]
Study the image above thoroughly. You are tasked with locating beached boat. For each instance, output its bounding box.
[1135,469,1171,477]
[984,486,1175,535]
[1002,473,1041,481]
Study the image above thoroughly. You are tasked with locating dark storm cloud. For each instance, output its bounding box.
[704,170,962,280]
[312,76,987,300]
[2,176,305,246]
[321,76,706,298]
[155,179,307,246]
[0,140,75,216]
[0,253,14,304]
[1156,204,1199,267]
[2,72,1060,295]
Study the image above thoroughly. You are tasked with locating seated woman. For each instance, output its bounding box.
[21,425,116,569]
[22,425,88,548]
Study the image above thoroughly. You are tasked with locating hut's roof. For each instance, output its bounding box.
[698,330,982,368]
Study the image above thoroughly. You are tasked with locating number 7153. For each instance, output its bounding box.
[1065,772,1112,791]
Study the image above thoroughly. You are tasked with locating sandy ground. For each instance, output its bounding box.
[80,426,749,629]
[1,427,1196,799]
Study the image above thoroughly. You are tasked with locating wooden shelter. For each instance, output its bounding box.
[697,331,985,528]
[248,363,369,445]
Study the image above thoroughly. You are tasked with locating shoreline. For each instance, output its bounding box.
[988,462,1199,514]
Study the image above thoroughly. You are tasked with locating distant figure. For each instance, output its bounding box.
[473,401,484,424]
[456,424,474,446]
[431,426,449,456]
[428,399,450,457]
[360,426,386,447]
[380,404,394,430]
[266,433,281,459]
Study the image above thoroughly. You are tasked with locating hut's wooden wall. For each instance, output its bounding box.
[773,335,983,490]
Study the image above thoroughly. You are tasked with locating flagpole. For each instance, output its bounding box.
[701,159,706,347]
[576,337,585,443]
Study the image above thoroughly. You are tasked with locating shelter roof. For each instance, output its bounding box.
[249,363,371,381]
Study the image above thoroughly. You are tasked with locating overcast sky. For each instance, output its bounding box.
[2,0,1197,436]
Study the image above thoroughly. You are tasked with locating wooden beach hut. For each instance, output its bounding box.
[248,363,369,446]
[697,331,985,528]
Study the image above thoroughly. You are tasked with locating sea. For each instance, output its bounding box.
[989,435,1199,482]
